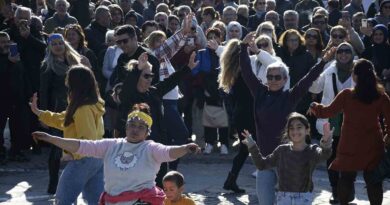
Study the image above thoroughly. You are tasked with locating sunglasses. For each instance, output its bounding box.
[313,21,325,25]
[305,34,318,39]
[336,48,352,54]
[116,38,129,45]
[266,74,283,81]
[143,73,155,80]
[257,42,269,48]
[331,34,345,39]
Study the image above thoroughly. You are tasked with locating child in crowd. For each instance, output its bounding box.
[242,112,333,204]
[163,171,196,205]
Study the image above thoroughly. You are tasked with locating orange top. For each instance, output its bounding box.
[164,195,196,205]
[313,89,390,171]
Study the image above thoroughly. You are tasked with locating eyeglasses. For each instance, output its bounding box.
[266,74,283,81]
[116,38,129,45]
[336,48,352,54]
[143,73,155,80]
[261,28,273,33]
[331,34,345,39]
[257,42,269,48]
[305,34,318,39]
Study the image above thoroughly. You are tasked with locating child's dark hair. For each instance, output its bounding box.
[281,112,311,143]
[131,103,151,116]
[163,171,184,188]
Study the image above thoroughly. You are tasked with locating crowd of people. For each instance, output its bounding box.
[0,0,390,204]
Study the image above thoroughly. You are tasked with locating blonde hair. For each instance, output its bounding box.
[255,34,275,56]
[43,38,82,71]
[255,21,277,43]
[218,39,241,92]
[144,30,166,49]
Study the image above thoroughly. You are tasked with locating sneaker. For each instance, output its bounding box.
[204,143,213,154]
[251,170,257,178]
[220,144,228,155]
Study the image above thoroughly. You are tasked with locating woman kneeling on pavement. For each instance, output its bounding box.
[31,102,200,205]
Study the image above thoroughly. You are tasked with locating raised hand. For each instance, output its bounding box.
[241,129,255,147]
[322,122,334,143]
[207,40,219,50]
[242,32,255,45]
[182,12,194,35]
[29,93,41,116]
[187,51,199,70]
[322,46,337,62]
[307,102,319,116]
[137,52,150,70]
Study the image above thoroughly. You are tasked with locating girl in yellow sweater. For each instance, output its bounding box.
[30,66,104,205]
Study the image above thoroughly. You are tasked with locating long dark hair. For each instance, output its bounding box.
[282,112,311,143]
[353,59,385,104]
[64,66,101,126]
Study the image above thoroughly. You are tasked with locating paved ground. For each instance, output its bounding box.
[0,146,389,205]
[1,124,390,205]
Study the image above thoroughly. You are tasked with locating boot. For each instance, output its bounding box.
[329,186,339,204]
[223,172,245,193]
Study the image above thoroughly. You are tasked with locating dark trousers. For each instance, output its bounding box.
[327,135,340,187]
[204,126,228,146]
[163,100,189,171]
[0,101,30,153]
[231,127,256,176]
[338,171,383,205]
[47,129,62,194]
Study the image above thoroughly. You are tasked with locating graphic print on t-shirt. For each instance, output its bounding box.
[114,151,138,170]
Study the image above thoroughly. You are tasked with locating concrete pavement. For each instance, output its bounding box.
[0,147,389,205]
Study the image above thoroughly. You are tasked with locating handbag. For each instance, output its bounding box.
[202,103,228,128]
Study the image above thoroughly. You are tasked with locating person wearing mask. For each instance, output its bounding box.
[309,42,358,204]
[247,0,266,32]
[0,32,31,163]
[84,6,111,57]
[308,59,390,205]
[239,32,333,204]
[43,0,78,34]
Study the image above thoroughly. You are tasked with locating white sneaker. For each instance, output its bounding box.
[204,143,213,154]
[220,144,228,155]
[251,170,257,178]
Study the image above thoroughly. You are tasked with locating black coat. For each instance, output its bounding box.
[362,43,390,80]
[39,62,68,112]
[0,53,32,104]
[247,14,265,32]
[116,65,191,142]
[69,0,91,28]
[3,24,46,92]
[84,21,108,56]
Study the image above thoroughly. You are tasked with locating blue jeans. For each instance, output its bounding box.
[276,192,313,205]
[55,157,104,205]
[256,169,277,205]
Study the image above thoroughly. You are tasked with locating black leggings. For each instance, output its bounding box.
[204,127,229,146]
[230,127,256,176]
[338,171,383,205]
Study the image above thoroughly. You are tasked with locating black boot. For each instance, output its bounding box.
[329,186,339,204]
[223,172,245,193]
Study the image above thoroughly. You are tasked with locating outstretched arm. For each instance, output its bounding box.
[32,132,80,153]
